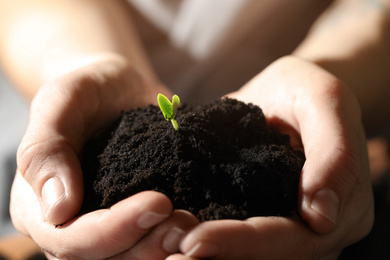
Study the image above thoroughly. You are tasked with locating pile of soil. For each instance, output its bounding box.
[80,98,305,221]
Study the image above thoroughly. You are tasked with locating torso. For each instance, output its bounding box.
[126,0,333,101]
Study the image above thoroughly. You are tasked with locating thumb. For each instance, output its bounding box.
[16,56,122,225]
[297,79,370,234]
[16,81,88,225]
[17,139,84,226]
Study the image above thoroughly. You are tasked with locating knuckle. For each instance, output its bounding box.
[293,236,320,260]
[358,208,375,241]
[44,240,86,260]
[319,77,362,121]
[48,250,83,260]
[347,197,374,246]
[17,140,49,181]
[16,138,69,187]
[334,145,362,185]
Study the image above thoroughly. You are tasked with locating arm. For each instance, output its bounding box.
[0,0,159,99]
[294,0,390,134]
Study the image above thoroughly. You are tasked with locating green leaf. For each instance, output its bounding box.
[157,93,180,131]
[171,119,179,131]
[171,94,180,119]
[157,93,173,120]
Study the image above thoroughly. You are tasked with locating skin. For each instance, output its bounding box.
[0,0,388,259]
[169,56,373,259]
[294,0,390,134]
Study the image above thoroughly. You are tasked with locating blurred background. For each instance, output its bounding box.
[0,67,28,237]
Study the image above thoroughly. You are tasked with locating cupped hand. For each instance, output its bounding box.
[167,56,374,260]
[10,54,200,259]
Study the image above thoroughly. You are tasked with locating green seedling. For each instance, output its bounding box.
[157,93,180,131]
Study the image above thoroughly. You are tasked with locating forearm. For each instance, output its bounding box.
[0,0,158,100]
[294,0,390,134]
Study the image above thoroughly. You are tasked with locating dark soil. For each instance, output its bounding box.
[80,98,305,221]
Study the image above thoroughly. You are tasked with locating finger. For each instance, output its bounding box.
[110,210,199,259]
[298,88,368,234]
[55,192,172,259]
[178,217,339,260]
[16,55,170,225]
[44,251,59,260]
[10,172,173,259]
[284,61,371,234]
[165,254,198,260]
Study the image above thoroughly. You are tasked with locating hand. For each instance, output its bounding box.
[10,54,199,259]
[167,56,374,260]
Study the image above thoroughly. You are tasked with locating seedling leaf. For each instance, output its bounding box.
[157,93,173,120]
[157,93,180,131]
[171,95,180,118]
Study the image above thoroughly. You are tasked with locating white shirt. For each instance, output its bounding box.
[126,0,330,101]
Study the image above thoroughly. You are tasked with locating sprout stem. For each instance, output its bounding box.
[171,119,179,131]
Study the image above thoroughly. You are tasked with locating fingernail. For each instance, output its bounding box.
[163,227,186,253]
[310,188,339,224]
[41,177,65,219]
[185,242,220,258]
[137,211,169,229]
